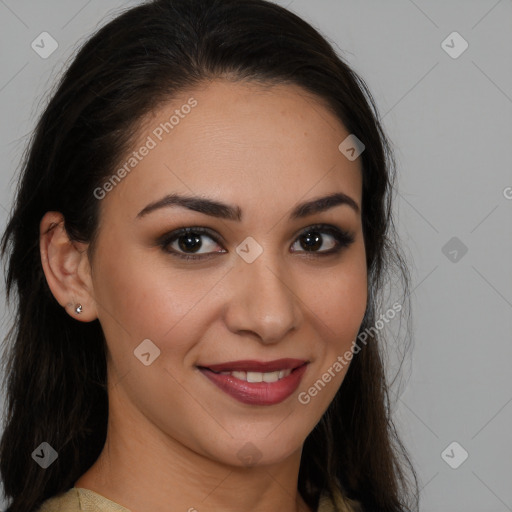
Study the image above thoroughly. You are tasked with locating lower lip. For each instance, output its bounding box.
[199,364,308,406]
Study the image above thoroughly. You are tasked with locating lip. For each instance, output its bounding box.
[198,359,309,406]
[200,358,307,373]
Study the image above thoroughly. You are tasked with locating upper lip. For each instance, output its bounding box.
[198,358,308,373]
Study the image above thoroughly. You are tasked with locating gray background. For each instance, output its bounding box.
[0,1,511,511]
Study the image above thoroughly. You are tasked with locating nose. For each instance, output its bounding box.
[223,253,302,345]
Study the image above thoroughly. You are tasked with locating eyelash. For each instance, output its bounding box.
[157,224,355,261]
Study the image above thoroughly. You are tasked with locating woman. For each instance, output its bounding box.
[0,0,419,511]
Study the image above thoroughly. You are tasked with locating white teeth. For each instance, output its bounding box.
[222,369,292,382]
[262,371,280,383]
[247,371,263,383]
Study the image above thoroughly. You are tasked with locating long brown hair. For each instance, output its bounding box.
[0,1,419,511]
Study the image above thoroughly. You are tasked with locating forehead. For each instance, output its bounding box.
[99,79,363,223]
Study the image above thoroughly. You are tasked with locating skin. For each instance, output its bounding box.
[40,79,367,512]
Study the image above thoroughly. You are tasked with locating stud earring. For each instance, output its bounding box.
[75,304,83,314]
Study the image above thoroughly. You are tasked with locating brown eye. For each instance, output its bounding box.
[176,233,203,253]
[291,224,355,256]
[158,224,354,262]
[159,227,225,261]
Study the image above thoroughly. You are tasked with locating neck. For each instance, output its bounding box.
[74,383,312,512]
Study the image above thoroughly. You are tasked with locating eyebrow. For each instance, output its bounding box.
[136,191,360,221]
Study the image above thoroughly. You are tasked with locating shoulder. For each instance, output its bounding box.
[36,488,81,512]
[36,487,131,512]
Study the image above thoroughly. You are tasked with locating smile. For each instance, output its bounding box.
[197,359,309,406]
[216,369,292,382]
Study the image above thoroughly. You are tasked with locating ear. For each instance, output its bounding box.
[39,211,98,322]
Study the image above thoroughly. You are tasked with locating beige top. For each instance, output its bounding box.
[36,486,360,512]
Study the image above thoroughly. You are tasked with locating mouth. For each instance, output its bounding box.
[197,358,309,406]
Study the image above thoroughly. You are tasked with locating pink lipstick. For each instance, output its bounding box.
[198,358,308,406]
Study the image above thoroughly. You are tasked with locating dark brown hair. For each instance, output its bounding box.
[0,1,419,511]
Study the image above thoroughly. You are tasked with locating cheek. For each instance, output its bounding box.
[90,244,178,377]
[92,242,228,381]
[329,272,367,347]
[313,253,367,346]
[93,242,196,337]
[304,250,367,395]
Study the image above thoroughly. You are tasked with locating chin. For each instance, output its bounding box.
[202,429,305,469]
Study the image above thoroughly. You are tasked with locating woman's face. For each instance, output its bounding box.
[88,79,367,467]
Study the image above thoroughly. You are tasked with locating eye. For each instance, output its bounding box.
[290,224,355,257]
[158,224,355,261]
[158,227,225,261]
